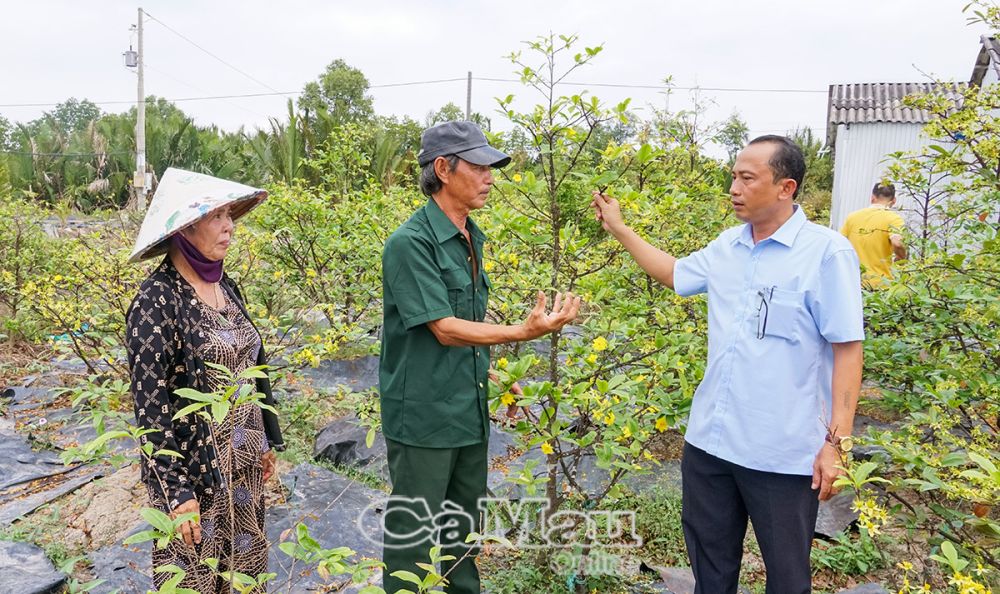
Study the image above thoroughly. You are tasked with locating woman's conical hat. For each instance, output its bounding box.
[129,167,267,263]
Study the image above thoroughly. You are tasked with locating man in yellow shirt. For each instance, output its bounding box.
[840,183,907,288]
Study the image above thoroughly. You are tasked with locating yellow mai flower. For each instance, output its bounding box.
[497,357,508,369]
[565,356,573,366]
[484,260,495,272]
[604,411,615,425]
[586,353,598,365]
[501,393,515,406]
[540,442,554,455]
[592,336,608,352]
[306,268,318,278]
[655,417,668,432]
[513,173,523,183]
[621,426,632,438]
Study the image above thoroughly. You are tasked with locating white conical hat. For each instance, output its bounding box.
[129,168,267,263]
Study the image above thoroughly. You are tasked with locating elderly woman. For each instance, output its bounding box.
[125,168,284,592]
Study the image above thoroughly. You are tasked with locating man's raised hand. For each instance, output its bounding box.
[521,290,582,340]
[591,191,626,235]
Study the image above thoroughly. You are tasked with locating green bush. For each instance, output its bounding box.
[810,529,887,576]
[0,195,59,340]
[838,63,1000,592]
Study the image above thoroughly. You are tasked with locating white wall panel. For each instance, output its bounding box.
[830,123,930,230]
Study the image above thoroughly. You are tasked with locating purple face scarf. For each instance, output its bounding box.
[171,233,223,283]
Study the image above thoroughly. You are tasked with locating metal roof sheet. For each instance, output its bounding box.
[970,35,1000,86]
[827,82,967,126]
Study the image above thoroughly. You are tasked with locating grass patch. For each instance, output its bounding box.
[0,500,86,569]
[313,458,388,492]
[273,377,388,490]
[476,486,687,593]
[274,379,355,466]
[612,486,686,566]
[480,546,649,594]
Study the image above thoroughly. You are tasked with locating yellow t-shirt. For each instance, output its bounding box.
[840,205,905,288]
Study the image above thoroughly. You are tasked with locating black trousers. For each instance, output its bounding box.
[681,442,819,594]
[382,438,488,594]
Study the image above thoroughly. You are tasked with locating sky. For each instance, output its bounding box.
[0,0,989,149]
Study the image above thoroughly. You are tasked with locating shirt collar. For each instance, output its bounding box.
[733,205,807,248]
[424,197,485,244]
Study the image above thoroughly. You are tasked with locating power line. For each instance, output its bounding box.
[145,62,269,119]
[371,77,466,88]
[143,11,282,94]
[0,77,831,110]
[0,78,471,109]
[0,92,295,108]
[473,76,827,94]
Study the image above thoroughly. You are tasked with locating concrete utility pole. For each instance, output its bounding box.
[135,7,148,211]
[466,71,472,121]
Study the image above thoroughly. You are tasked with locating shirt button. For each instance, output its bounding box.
[479,382,484,388]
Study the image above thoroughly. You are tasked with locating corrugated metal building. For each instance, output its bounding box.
[827,36,1000,231]
[826,83,964,231]
[971,35,1000,87]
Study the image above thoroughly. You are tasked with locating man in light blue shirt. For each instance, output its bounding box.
[592,135,864,593]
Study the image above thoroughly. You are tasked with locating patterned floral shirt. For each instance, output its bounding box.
[126,259,283,509]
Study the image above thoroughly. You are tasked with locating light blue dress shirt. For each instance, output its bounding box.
[674,206,864,475]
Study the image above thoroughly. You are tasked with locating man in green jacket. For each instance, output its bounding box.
[380,121,580,593]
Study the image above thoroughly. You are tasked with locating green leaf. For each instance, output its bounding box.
[211,401,228,423]
[636,144,654,164]
[173,402,206,420]
[122,529,159,545]
[80,429,130,453]
[389,570,423,586]
[173,388,216,402]
[969,451,998,474]
[939,451,967,467]
[238,368,269,380]
[140,508,174,534]
[153,448,183,459]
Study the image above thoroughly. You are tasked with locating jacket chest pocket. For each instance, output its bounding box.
[442,267,473,319]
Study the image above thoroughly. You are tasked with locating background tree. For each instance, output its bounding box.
[789,126,833,224]
[298,59,375,126]
[0,114,12,150]
[714,112,748,164]
[425,101,492,131]
[43,98,102,137]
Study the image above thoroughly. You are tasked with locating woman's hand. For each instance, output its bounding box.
[262,450,276,483]
[172,498,201,547]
